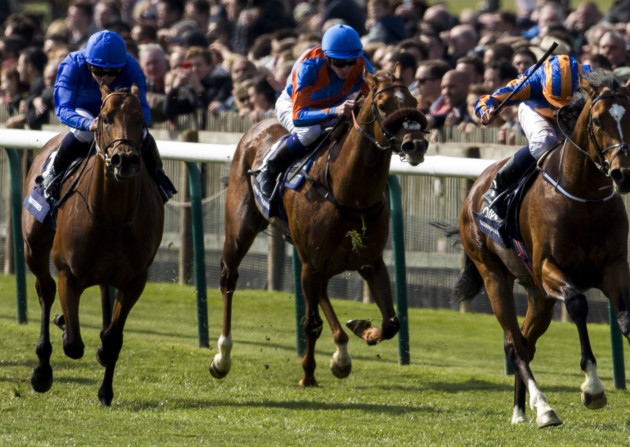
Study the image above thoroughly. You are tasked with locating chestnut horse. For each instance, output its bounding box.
[457,71,630,426]
[22,84,164,405]
[210,69,428,386]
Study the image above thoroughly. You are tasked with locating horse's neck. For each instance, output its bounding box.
[551,136,612,199]
[88,158,140,223]
[328,111,392,206]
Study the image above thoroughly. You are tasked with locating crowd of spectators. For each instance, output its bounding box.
[0,0,629,142]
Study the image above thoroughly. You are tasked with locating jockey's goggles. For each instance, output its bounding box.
[328,58,357,68]
[89,65,122,77]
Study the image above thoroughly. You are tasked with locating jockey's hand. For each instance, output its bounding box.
[335,99,356,117]
[480,108,497,125]
[89,118,99,132]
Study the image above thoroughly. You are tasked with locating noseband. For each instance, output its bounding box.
[96,91,144,166]
[351,83,427,159]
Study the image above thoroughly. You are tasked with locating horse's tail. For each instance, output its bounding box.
[454,253,484,302]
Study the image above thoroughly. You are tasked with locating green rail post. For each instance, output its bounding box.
[609,302,626,389]
[388,175,410,365]
[186,162,209,347]
[6,148,27,324]
[293,248,306,356]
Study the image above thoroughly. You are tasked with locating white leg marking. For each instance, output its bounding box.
[511,405,528,424]
[212,334,233,373]
[528,379,554,417]
[581,360,605,396]
[330,343,351,370]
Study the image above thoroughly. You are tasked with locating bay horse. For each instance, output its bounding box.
[210,69,428,386]
[22,84,164,406]
[457,71,630,427]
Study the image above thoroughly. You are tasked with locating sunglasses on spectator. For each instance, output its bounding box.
[89,65,122,77]
[416,77,437,84]
[328,58,357,68]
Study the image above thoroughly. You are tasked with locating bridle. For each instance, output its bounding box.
[95,91,144,166]
[351,82,427,162]
[558,92,630,176]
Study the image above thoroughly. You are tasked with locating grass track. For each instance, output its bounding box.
[1,275,629,446]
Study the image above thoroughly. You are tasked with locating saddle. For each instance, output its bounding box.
[23,152,84,231]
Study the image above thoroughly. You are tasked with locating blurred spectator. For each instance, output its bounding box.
[0,65,27,128]
[581,52,613,71]
[66,0,96,48]
[597,30,628,69]
[422,3,456,34]
[131,22,158,45]
[17,46,48,130]
[139,43,170,123]
[603,0,630,23]
[94,0,122,31]
[418,29,447,60]
[26,59,59,130]
[511,46,537,74]
[413,59,450,113]
[564,2,602,56]
[185,0,212,36]
[363,0,407,45]
[246,75,277,122]
[0,34,27,70]
[317,0,367,36]
[397,38,429,64]
[233,77,255,118]
[455,55,484,84]
[293,2,318,33]
[232,0,294,55]
[482,41,514,65]
[484,60,518,92]
[384,51,417,88]
[434,70,472,129]
[230,55,259,85]
[3,13,41,47]
[163,45,233,126]
[445,24,478,67]
[156,0,185,29]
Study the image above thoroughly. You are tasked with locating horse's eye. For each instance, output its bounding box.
[378,103,386,112]
[101,115,110,125]
[592,118,601,127]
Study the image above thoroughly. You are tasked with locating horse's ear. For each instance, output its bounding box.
[364,68,375,90]
[131,84,139,98]
[393,62,402,79]
[579,75,597,100]
[100,83,111,99]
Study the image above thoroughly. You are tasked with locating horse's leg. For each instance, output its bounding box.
[482,267,561,427]
[209,198,266,379]
[96,275,145,406]
[298,264,324,387]
[348,257,400,345]
[542,261,606,411]
[316,279,351,380]
[517,290,563,427]
[24,234,57,393]
[56,270,85,360]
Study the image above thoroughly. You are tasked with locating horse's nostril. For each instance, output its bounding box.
[110,153,121,166]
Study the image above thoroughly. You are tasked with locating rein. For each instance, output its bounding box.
[96,91,143,165]
[543,92,630,203]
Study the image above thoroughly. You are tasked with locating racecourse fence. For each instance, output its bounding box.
[0,108,622,324]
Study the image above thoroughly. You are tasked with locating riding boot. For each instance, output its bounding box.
[142,133,177,203]
[42,133,90,200]
[258,135,300,198]
[482,145,536,218]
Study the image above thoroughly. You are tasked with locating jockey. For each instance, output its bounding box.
[257,24,375,198]
[474,54,591,218]
[42,30,176,203]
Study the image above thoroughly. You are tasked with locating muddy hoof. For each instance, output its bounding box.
[209,360,229,379]
[330,359,352,379]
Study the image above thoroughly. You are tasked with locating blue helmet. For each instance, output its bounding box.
[85,31,127,69]
[321,24,363,59]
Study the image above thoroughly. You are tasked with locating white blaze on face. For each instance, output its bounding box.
[609,103,626,139]
[394,91,405,107]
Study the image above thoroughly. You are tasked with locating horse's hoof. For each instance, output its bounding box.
[536,410,563,428]
[63,342,84,360]
[96,346,106,367]
[582,391,607,409]
[30,365,53,393]
[209,360,229,379]
[346,319,371,338]
[98,387,113,407]
[53,314,65,331]
[299,376,319,387]
[330,359,352,379]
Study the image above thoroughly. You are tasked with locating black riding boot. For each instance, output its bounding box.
[258,137,294,198]
[482,145,536,218]
[41,133,90,200]
[142,133,177,203]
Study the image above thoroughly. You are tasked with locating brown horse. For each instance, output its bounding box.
[457,71,630,427]
[210,69,428,386]
[22,84,164,406]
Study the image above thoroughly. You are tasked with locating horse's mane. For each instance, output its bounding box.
[557,69,620,131]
